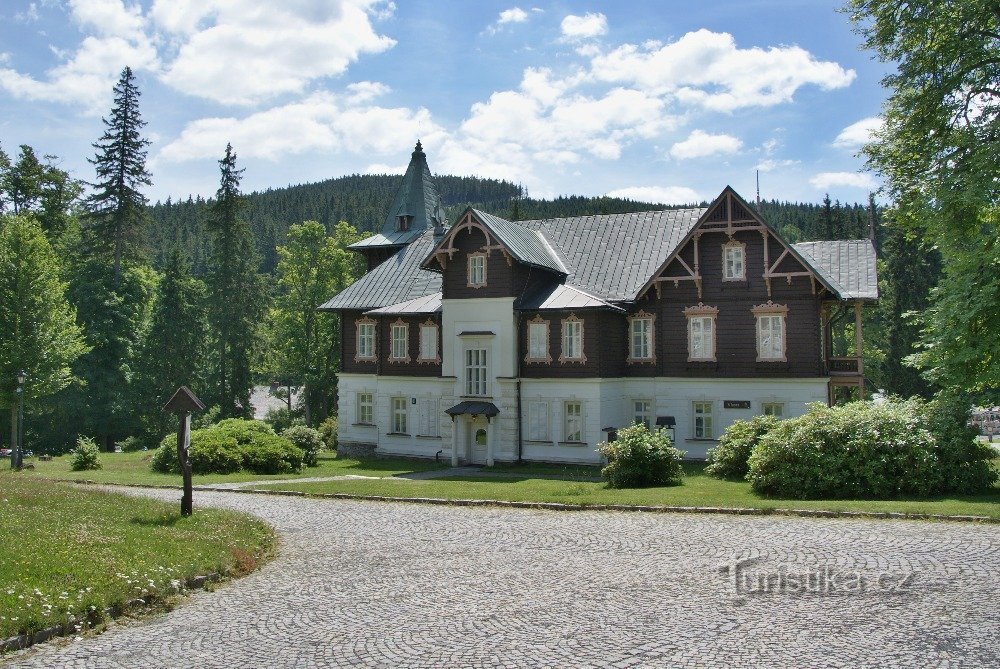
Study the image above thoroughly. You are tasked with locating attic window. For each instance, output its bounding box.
[396,215,413,232]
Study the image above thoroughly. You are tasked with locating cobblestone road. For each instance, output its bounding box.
[5,488,999,668]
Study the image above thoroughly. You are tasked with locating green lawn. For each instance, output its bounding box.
[17,450,448,487]
[0,475,275,640]
[251,460,1000,520]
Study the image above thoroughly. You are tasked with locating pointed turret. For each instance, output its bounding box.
[349,140,449,270]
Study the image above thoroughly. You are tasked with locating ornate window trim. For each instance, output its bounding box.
[722,240,747,281]
[417,319,441,364]
[524,314,552,364]
[388,318,411,363]
[558,313,587,364]
[354,316,377,363]
[627,310,656,364]
[752,301,789,362]
[683,303,719,362]
[467,252,487,288]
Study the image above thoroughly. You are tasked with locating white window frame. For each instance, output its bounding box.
[417,397,439,437]
[633,399,652,428]
[527,400,549,441]
[467,253,486,288]
[752,302,788,362]
[356,392,374,425]
[564,401,583,443]
[723,241,746,281]
[684,304,718,362]
[525,316,551,364]
[693,401,714,439]
[465,347,489,397]
[559,314,586,363]
[391,396,408,434]
[761,402,784,417]
[355,318,376,362]
[627,311,655,363]
[389,319,410,363]
[418,320,439,363]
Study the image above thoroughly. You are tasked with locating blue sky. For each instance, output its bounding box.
[0,0,890,206]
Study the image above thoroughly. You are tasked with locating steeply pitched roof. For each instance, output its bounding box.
[793,240,879,301]
[348,141,448,250]
[517,283,624,312]
[365,292,442,315]
[319,230,442,311]
[471,209,568,274]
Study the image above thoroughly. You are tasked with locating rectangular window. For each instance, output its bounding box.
[688,315,715,360]
[357,321,375,360]
[564,401,583,442]
[757,314,785,360]
[693,401,713,439]
[633,400,652,428]
[724,244,745,280]
[527,401,549,440]
[762,402,784,417]
[527,321,549,361]
[630,317,653,360]
[419,324,438,361]
[561,319,583,361]
[465,348,488,396]
[357,392,373,425]
[391,396,408,434]
[418,397,439,436]
[468,254,486,287]
[390,323,408,361]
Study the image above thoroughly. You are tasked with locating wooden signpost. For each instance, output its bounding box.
[163,386,206,517]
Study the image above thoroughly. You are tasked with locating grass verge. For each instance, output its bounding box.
[250,460,1000,520]
[0,475,275,641]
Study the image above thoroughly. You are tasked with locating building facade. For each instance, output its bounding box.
[321,142,878,464]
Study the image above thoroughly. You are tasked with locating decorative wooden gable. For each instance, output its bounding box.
[426,210,514,271]
[643,187,834,300]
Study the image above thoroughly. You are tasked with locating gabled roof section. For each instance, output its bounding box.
[517,283,625,312]
[793,240,879,301]
[319,230,442,311]
[348,141,448,250]
[365,292,442,315]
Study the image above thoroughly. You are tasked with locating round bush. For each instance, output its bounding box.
[925,390,999,494]
[318,416,338,451]
[241,434,303,475]
[186,432,243,475]
[281,426,323,467]
[70,436,102,471]
[150,436,178,473]
[597,424,685,488]
[706,414,779,480]
[212,418,275,445]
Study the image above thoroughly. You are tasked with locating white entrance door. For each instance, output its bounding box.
[467,417,488,465]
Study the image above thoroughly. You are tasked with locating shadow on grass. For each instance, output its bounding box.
[335,455,451,475]
[130,513,183,527]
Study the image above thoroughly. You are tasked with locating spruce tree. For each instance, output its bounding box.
[84,66,151,284]
[206,144,264,417]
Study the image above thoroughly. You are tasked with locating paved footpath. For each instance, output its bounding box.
[5,488,999,668]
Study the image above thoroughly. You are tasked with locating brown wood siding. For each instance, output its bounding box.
[520,310,626,378]
[377,314,443,377]
[340,310,378,375]
[441,226,538,300]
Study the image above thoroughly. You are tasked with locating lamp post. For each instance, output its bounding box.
[12,370,25,470]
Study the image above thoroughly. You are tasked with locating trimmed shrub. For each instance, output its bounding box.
[186,432,243,475]
[212,418,275,445]
[597,424,685,488]
[241,434,303,474]
[70,437,102,471]
[281,426,323,467]
[318,416,338,451]
[926,390,999,494]
[706,414,779,480]
[150,437,178,473]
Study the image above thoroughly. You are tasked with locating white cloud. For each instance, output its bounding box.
[15,3,40,22]
[69,0,145,38]
[809,172,876,190]
[669,129,742,160]
[606,185,699,204]
[157,91,442,163]
[832,116,883,149]
[755,158,799,172]
[560,13,607,41]
[345,81,390,104]
[590,29,855,111]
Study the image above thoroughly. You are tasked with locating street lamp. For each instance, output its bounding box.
[12,370,25,470]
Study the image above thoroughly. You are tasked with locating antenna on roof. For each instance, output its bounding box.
[867,192,877,250]
[755,170,761,208]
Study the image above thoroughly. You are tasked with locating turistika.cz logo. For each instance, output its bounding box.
[718,557,916,596]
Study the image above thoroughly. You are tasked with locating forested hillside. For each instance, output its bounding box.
[148,174,875,275]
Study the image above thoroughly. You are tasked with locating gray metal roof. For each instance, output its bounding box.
[515,208,705,302]
[319,230,442,311]
[348,141,448,250]
[365,292,442,315]
[471,209,568,275]
[792,240,879,301]
[517,283,624,312]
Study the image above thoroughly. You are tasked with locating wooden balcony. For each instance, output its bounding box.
[827,356,862,376]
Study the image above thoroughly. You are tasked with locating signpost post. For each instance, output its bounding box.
[163,386,206,517]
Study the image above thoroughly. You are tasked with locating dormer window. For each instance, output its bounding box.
[467,253,486,288]
[723,241,746,281]
[396,215,412,231]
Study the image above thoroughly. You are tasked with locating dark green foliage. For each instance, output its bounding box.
[706,414,780,480]
[211,418,274,444]
[318,416,338,450]
[82,67,151,283]
[116,436,143,452]
[150,418,301,475]
[597,424,685,488]
[263,405,304,433]
[925,390,999,494]
[69,436,102,471]
[241,433,303,474]
[281,425,322,467]
[186,432,243,475]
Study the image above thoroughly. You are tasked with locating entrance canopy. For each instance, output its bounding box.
[445,401,500,418]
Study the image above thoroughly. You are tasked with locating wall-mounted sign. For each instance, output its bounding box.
[724,400,751,409]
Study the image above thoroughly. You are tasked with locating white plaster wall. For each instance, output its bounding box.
[441,297,517,382]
